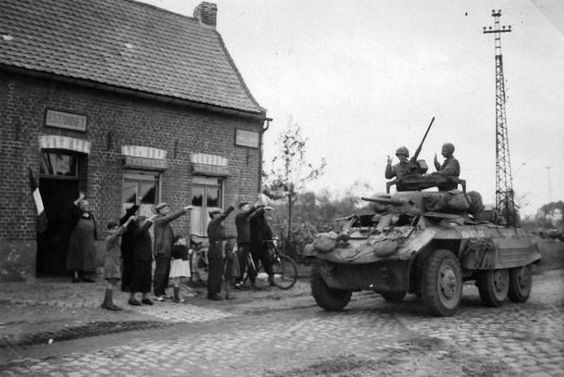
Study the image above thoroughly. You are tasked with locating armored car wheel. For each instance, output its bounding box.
[478,269,509,307]
[421,249,462,317]
[381,291,407,302]
[507,264,532,303]
[311,263,352,311]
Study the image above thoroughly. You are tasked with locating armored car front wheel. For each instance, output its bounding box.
[311,263,352,311]
[421,249,463,317]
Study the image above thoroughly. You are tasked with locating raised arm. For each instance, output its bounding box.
[219,205,235,221]
[114,216,136,237]
[433,154,441,171]
[249,206,265,221]
[155,206,191,226]
[132,215,157,236]
[385,164,395,179]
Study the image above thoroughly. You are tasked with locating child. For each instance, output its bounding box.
[102,215,135,311]
[169,236,191,303]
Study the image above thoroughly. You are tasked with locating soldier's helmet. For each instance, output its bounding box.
[442,143,455,154]
[395,146,409,157]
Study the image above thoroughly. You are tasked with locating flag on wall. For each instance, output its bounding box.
[28,167,48,233]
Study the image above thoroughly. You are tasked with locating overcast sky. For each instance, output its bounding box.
[139,0,564,216]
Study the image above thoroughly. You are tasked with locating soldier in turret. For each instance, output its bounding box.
[433,142,460,177]
[385,146,410,180]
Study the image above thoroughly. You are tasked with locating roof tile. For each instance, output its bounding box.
[0,0,265,114]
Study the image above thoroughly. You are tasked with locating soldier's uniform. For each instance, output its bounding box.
[385,146,410,180]
[434,142,460,191]
[434,143,460,177]
[385,161,410,179]
[434,155,460,177]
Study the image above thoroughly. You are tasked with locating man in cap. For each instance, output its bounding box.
[250,206,275,286]
[234,200,263,289]
[385,146,410,180]
[153,202,193,301]
[433,142,461,191]
[206,204,235,300]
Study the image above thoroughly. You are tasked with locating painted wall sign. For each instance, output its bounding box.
[123,156,168,171]
[45,110,87,132]
[235,129,259,148]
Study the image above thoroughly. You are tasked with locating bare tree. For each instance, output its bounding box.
[263,120,326,255]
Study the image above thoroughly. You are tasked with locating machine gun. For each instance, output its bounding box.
[407,116,435,175]
[384,115,466,193]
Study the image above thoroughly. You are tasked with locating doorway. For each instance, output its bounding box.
[36,151,83,276]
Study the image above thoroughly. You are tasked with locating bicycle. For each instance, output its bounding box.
[189,234,209,285]
[241,238,298,290]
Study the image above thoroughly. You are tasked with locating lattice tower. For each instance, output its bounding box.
[483,10,516,226]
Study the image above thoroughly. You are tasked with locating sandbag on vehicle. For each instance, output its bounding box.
[312,231,338,253]
[423,191,470,213]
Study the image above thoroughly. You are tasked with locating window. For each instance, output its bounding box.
[190,176,224,236]
[40,152,78,177]
[121,171,160,217]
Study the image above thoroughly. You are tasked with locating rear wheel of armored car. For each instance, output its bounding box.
[477,269,509,307]
[507,264,532,303]
[421,249,462,317]
[381,291,407,302]
[311,262,352,311]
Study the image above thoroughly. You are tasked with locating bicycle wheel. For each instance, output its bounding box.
[271,254,298,290]
[250,262,271,290]
[192,250,209,285]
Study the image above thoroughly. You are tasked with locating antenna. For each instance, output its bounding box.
[545,166,552,202]
[483,10,516,226]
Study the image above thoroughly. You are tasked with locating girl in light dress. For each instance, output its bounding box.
[169,236,191,303]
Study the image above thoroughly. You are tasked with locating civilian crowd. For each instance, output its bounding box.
[66,192,275,310]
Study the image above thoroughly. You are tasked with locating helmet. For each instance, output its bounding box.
[395,146,409,157]
[442,143,455,154]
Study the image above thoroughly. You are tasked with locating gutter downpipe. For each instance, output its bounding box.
[258,117,272,195]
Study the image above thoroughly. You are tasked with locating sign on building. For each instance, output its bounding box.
[235,129,259,148]
[45,109,87,132]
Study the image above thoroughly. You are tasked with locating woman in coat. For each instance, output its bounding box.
[66,192,97,283]
[128,214,157,306]
[119,204,139,292]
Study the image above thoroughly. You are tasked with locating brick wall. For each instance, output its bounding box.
[0,71,264,269]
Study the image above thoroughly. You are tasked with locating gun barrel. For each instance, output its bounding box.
[361,197,403,206]
[412,116,435,161]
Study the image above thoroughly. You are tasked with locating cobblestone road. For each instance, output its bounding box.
[1,271,562,377]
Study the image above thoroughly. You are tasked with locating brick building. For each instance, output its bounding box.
[0,0,268,281]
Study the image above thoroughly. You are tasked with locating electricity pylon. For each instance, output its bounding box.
[483,10,516,226]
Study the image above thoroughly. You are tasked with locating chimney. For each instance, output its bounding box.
[193,2,217,28]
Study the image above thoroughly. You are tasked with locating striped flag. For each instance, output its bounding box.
[28,167,48,233]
